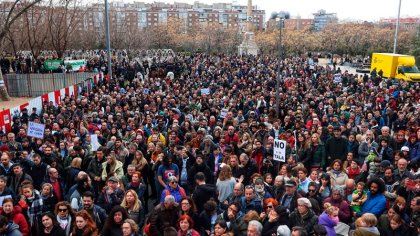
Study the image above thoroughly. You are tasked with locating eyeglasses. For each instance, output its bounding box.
[245,185,255,190]
[264,205,273,209]
[170,181,178,184]
[58,208,68,212]
[181,202,190,206]
[308,189,316,192]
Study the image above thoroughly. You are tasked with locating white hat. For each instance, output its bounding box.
[401,146,410,152]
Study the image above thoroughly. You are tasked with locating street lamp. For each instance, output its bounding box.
[105,0,112,78]
[270,11,290,118]
[393,0,402,54]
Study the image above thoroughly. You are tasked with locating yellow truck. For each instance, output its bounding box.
[370,53,420,82]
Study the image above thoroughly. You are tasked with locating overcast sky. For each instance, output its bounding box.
[120,0,420,22]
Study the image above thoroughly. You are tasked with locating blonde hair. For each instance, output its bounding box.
[218,165,232,181]
[71,157,82,169]
[121,189,141,212]
[361,213,377,227]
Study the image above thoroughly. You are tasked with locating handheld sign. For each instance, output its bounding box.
[27,122,45,139]
[273,139,287,162]
[201,88,210,95]
[90,134,101,151]
[220,108,228,119]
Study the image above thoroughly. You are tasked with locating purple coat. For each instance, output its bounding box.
[318,212,337,236]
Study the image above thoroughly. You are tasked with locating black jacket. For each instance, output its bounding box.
[192,184,217,213]
[187,163,214,190]
[325,136,347,165]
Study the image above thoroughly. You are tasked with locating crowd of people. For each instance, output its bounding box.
[0,53,419,236]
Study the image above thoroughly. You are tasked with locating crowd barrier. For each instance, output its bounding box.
[0,73,104,133]
[3,72,97,97]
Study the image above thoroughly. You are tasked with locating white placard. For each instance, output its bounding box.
[334,74,342,83]
[201,88,210,95]
[27,122,45,139]
[90,134,101,151]
[273,139,286,162]
[220,108,228,119]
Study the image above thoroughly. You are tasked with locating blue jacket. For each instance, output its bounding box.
[240,196,262,214]
[358,191,386,217]
[160,186,186,204]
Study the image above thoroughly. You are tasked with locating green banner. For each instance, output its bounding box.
[64,60,86,71]
[44,60,63,71]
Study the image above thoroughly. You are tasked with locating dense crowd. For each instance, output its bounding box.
[0,53,419,236]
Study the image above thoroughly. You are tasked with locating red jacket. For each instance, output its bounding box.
[0,205,29,236]
[225,133,239,145]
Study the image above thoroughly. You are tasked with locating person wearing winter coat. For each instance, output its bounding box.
[261,205,289,236]
[318,204,339,236]
[323,186,352,224]
[148,195,179,236]
[159,176,186,204]
[0,215,22,236]
[383,214,413,236]
[0,198,29,236]
[101,154,124,181]
[18,182,43,236]
[353,213,380,236]
[289,198,318,235]
[187,155,214,191]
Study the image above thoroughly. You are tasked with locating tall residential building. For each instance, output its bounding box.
[313,9,337,31]
[0,1,265,36]
[81,1,264,35]
[379,17,420,31]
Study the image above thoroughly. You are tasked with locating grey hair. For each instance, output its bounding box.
[248,220,263,235]
[331,185,344,197]
[164,195,176,204]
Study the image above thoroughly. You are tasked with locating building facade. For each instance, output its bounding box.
[313,9,338,31]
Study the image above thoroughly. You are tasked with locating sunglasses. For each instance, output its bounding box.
[264,205,273,209]
[58,208,68,212]
[308,189,316,192]
[170,181,178,184]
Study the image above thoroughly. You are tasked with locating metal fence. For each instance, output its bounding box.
[3,72,96,97]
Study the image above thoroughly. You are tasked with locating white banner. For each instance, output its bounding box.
[27,122,45,139]
[201,88,210,95]
[273,139,287,162]
[90,134,101,151]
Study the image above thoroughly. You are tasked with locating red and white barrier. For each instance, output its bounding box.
[0,73,103,133]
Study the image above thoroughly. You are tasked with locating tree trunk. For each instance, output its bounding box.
[0,71,10,101]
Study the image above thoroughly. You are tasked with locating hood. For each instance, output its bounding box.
[359,226,380,235]
[7,223,19,232]
[318,212,337,228]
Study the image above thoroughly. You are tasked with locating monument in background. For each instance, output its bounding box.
[238,0,258,56]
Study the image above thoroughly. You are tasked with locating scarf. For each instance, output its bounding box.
[57,215,72,236]
[27,190,43,226]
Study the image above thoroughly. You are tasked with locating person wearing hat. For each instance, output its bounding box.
[325,126,347,167]
[262,205,290,236]
[289,197,318,235]
[96,176,124,213]
[279,180,302,211]
[122,126,136,145]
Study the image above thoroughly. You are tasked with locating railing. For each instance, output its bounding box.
[3,72,97,97]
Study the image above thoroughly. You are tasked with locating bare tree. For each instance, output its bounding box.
[47,0,85,58]
[0,0,43,101]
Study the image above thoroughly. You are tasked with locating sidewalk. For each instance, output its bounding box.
[0,97,31,110]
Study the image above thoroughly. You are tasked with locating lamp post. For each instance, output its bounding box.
[105,0,112,78]
[270,12,290,117]
[393,0,402,54]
